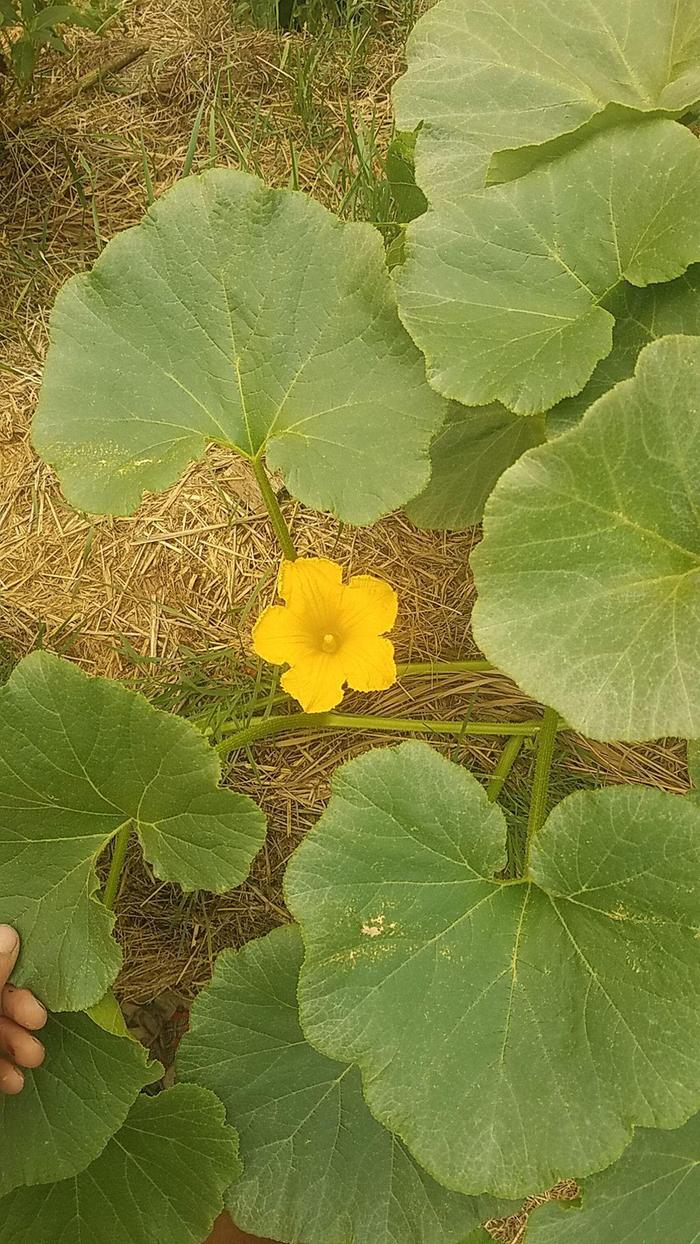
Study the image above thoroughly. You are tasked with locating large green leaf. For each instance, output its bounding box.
[385,131,428,226]
[547,266,700,436]
[406,404,545,530]
[285,741,700,1198]
[393,0,700,207]
[32,168,444,523]
[0,1084,240,1243]
[472,334,700,742]
[395,119,700,415]
[0,651,266,1012]
[527,1112,700,1243]
[410,270,700,525]
[410,269,700,527]
[178,924,510,1244]
[0,1011,158,1195]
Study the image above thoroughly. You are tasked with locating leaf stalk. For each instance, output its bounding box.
[524,707,560,867]
[102,823,132,911]
[396,659,494,676]
[251,457,297,561]
[486,735,526,803]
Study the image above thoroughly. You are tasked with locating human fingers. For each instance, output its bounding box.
[1,984,47,1031]
[0,1057,24,1095]
[0,1015,46,1070]
[0,926,19,994]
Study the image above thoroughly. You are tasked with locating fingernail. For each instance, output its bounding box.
[0,926,18,955]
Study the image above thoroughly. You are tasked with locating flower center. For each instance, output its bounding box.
[321,632,339,654]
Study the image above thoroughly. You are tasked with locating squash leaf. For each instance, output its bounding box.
[406,404,545,530]
[472,334,700,742]
[393,0,700,207]
[0,1011,159,1196]
[527,1112,700,1243]
[395,119,700,415]
[0,651,266,1012]
[32,169,445,524]
[285,742,700,1199]
[177,924,514,1244]
[410,267,700,530]
[0,1084,240,1244]
[548,265,700,436]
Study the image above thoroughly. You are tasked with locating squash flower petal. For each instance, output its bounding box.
[252,557,398,712]
[281,656,347,714]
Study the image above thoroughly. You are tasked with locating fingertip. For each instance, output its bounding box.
[29,1004,48,1031]
[0,925,19,958]
[0,1062,24,1095]
[17,1036,45,1070]
[2,985,48,1031]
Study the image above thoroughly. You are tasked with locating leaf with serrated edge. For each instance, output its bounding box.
[0,651,266,1012]
[178,924,514,1244]
[472,334,700,742]
[32,168,444,523]
[285,742,700,1199]
[0,1084,240,1243]
[407,404,545,530]
[395,120,700,415]
[527,1112,700,1244]
[86,989,130,1037]
[393,0,700,208]
[0,1011,159,1196]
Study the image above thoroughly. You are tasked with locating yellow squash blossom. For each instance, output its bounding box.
[252,558,398,713]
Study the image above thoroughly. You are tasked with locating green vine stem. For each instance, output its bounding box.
[396,659,493,676]
[523,707,560,867]
[486,735,525,804]
[219,711,541,753]
[102,823,132,911]
[251,456,297,561]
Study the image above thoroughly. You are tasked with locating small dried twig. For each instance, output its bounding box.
[2,43,150,131]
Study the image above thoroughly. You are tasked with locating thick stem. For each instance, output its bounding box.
[486,735,525,804]
[524,707,560,866]
[102,824,132,911]
[396,660,493,676]
[251,457,297,561]
[219,711,540,752]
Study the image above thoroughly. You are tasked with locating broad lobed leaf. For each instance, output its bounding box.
[0,1011,159,1196]
[393,0,700,207]
[406,404,545,529]
[0,651,265,1011]
[32,168,445,523]
[285,741,700,1198]
[0,1084,240,1244]
[471,334,700,741]
[409,269,700,531]
[526,1111,700,1243]
[546,266,700,436]
[178,924,513,1244]
[395,119,700,415]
